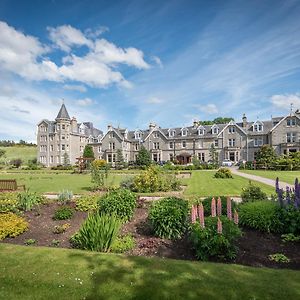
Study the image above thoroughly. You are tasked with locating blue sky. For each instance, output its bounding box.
[0,0,300,142]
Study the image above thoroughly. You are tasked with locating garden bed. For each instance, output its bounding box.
[1,200,300,270]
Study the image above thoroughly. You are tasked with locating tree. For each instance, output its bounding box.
[255,145,277,168]
[136,146,151,168]
[83,145,95,159]
[115,149,125,170]
[209,144,219,166]
[198,117,234,125]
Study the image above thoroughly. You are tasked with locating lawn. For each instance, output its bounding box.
[0,243,299,300]
[183,170,274,197]
[239,170,300,185]
[0,172,132,194]
[0,146,37,163]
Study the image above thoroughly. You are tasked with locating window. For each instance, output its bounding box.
[254,137,263,147]
[135,143,139,151]
[134,132,142,139]
[56,156,60,163]
[228,126,235,133]
[169,154,174,161]
[40,145,47,152]
[182,141,186,148]
[214,140,218,147]
[287,132,296,143]
[50,145,54,152]
[169,130,175,137]
[49,135,54,141]
[98,146,102,153]
[109,142,115,150]
[50,156,54,164]
[198,153,205,162]
[80,146,84,152]
[181,129,187,136]
[153,142,160,150]
[62,124,65,130]
[169,142,174,149]
[107,154,112,163]
[212,126,219,134]
[61,135,65,140]
[287,118,296,126]
[228,139,236,147]
[254,123,263,132]
[61,144,65,151]
[152,153,160,162]
[153,132,159,138]
[198,128,205,135]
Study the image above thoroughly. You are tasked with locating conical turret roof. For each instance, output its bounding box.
[56,103,70,120]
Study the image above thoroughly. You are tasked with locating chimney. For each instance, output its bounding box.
[149,122,156,130]
[242,113,247,128]
[107,124,112,131]
[193,120,198,128]
[71,117,77,133]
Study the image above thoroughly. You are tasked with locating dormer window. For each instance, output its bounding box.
[211,125,219,134]
[228,126,235,133]
[153,132,159,138]
[134,131,142,140]
[197,126,205,135]
[168,129,175,137]
[287,118,296,127]
[253,121,263,132]
[181,128,188,136]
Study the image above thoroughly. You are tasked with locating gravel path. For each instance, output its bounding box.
[231,167,293,189]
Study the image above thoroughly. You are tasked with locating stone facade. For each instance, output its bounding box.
[37,104,300,166]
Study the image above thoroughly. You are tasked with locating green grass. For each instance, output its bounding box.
[0,146,37,163]
[239,170,300,185]
[0,243,299,300]
[183,170,274,197]
[0,172,132,194]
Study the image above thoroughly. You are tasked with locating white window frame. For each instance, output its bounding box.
[287,132,296,143]
[228,138,236,147]
[182,140,186,148]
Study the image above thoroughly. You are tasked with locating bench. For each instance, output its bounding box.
[0,179,25,192]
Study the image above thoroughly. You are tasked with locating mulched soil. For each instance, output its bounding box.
[2,200,300,270]
[3,201,87,248]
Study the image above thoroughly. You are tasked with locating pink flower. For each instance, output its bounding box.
[198,203,205,228]
[234,210,239,225]
[217,197,222,216]
[211,197,216,217]
[227,197,232,220]
[217,217,223,234]
[191,205,196,223]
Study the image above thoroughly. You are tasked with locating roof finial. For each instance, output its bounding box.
[290,103,294,115]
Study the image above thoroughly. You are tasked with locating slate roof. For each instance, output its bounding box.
[56,104,70,120]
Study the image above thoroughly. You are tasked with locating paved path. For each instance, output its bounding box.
[231,167,293,190]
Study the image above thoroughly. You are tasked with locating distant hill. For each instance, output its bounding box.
[0,145,37,164]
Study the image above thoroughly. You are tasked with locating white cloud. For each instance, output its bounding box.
[0,21,150,89]
[48,25,92,52]
[76,97,94,106]
[145,96,163,104]
[63,84,87,92]
[151,56,163,68]
[85,26,109,39]
[270,93,300,110]
[195,103,218,114]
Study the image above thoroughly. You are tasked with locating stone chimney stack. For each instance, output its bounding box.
[149,122,156,130]
[193,120,198,128]
[71,117,77,133]
[242,113,247,128]
[107,124,113,131]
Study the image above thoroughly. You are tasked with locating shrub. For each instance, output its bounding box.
[0,192,19,213]
[239,201,282,233]
[111,234,136,253]
[57,190,73,205]
[269,253,290,263]
[241,182,268,202]
[98,189,136,222]
[190,216,242,260]
[148,197,189,239]
[277,205,300,234]
[24,238,36,245]
[72,213,121,252]
[214,168,233,179]
[281,233,300,243]
[10,158,22,168]
[53,206,73,220]
[53,223,70,234]
[76,194,99,212]
[120,177,135,190]
[132,165,181,193]
[51,239,60,247]
[201,196,238,217]
[0,213,28,240]
[17,190,44,211]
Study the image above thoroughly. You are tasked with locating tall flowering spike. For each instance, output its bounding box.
[295,178,300,209]
[211,197,216,217]
[227,197,232,220]
[234,210,239,225]
[191,205,196,223]
[278,188,284,208]
[198,203,205,228]
[217,197,222,216]
[286,186,291,205]
[275,177,280,194]
[217,217,223,234]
